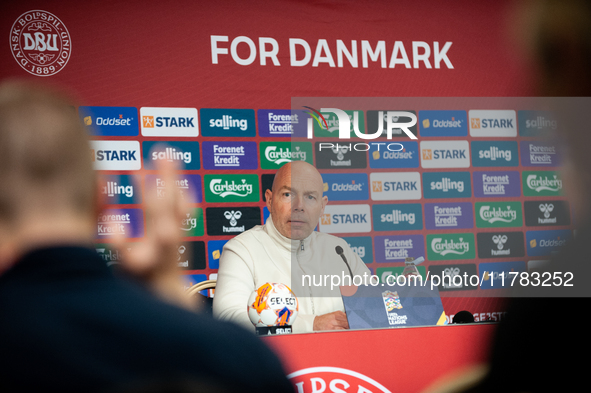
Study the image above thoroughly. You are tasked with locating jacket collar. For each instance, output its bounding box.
[264,215,314,253]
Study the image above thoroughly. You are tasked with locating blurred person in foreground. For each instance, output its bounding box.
[0,80,294,393]
[213,161,371,333]
[423,1,591,392]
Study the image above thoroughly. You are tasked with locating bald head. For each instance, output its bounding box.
[266,161,328,240]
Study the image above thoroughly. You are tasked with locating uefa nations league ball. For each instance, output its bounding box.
[247,282,298,327]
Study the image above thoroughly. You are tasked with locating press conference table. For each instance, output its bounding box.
[263,323,496,393]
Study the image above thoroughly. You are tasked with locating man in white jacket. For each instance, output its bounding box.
[213,161,371,333]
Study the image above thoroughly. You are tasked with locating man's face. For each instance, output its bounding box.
[266,163,328,240]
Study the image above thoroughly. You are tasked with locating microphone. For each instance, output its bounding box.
[335,246,353,280]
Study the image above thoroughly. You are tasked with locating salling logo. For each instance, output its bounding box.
[140,107,198,137]
[143,141,200,170]
[479,146,511,161]
[431,237,470,256]
[209,179,253,198]
[152,147,191,163]
[469,110,517,137]
[431,177,464,193]
[200,108,255,137]
[518,111,558,136]
[103,180,133,198]
[10,10,72,76]
[380,209,416,225]
[90,141,141,171]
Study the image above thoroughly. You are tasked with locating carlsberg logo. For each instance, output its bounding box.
[480,206,517,223]
[264,146,306,165]
[527,174,562,192]
[431,237,470,256]
[210,179,253,198]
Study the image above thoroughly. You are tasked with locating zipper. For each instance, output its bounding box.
[296,239,314,315]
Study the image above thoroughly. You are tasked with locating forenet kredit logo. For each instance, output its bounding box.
[288,367,391,393]
[10,10,72,76]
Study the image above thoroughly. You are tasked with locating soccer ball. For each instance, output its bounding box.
[247,283,298,327]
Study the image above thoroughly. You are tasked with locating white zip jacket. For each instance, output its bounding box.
[212,215,371,333]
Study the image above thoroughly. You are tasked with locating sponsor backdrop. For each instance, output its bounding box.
[1,0,565,326]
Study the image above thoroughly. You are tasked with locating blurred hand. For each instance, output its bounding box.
[112,157,196,311]
[313,311,349,331]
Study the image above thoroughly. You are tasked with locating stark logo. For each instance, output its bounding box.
[10,10,72,76]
